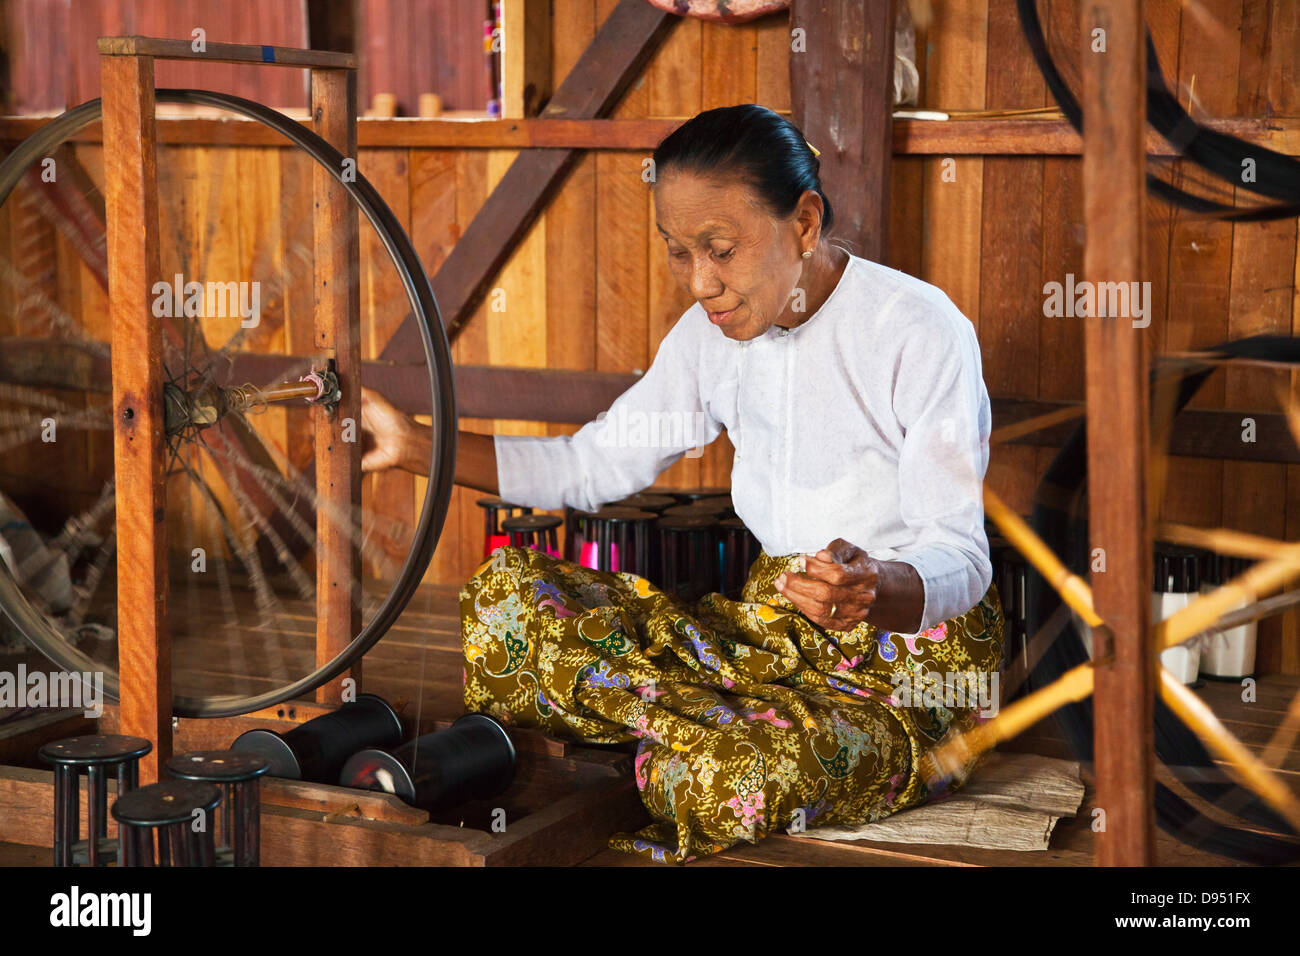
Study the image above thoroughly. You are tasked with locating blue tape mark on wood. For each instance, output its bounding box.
[261,45,275,63]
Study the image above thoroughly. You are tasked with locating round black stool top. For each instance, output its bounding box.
[111,780,222,827]
[657,513,718,532]
[501,513,562,533]
[667,486,730,503]
[166,751,271,783]
[39,734,152,766]
[586,506,655,523]
[612,493,677,513]
[476,495,527,511]
[692,494,733,512]
[664,503,728,519]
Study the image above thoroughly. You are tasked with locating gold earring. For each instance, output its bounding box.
[802,250,812,259]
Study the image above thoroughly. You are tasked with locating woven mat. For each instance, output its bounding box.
[789,752,1086,851]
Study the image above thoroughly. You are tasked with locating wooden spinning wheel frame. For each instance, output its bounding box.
[0,39,457,780]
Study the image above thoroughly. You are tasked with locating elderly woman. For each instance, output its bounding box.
[362,104,1003,864]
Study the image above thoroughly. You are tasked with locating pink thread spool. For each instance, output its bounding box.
[578,507,654,575]
[476,496,532,557]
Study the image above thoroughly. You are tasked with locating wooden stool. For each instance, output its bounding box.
[657,513,720,601]
[112,780,222,867]
[39,734,151,867]
[579,507,655,575]
[501,513,562,557]
[719,516,760,600]
[166,751,270,866]
[476,496,532,557]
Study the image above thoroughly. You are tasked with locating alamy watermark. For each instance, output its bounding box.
[1043,273,1151,328]
[0,665,103,718]
[593,406,710,459]
[151,274,261,328]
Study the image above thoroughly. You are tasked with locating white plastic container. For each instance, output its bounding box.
[1153,547,1201,684]
[1197,553,1257,680]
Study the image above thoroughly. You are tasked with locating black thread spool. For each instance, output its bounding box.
[40,734,151,867]
[112,780,222,867]
[230,693,403,783]
[476,496,532,557]
[657,513,720,602]
[340,713,517,812]
[584,506,655,575]
[501,512,562,557]
[718,516,760,600]
[165,751,270,866]
[563,507,586,562]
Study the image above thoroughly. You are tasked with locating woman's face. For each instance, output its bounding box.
[653,170,809,341]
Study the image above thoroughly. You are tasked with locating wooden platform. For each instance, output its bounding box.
[2,583,1298,866]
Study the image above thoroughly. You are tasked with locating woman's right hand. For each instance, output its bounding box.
[360,387,417,473]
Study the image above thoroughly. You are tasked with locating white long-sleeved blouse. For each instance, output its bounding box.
[494,253,993,631]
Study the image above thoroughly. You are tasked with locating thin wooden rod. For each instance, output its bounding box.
[990,404,1085,444]
[1156,522,1299,560]
[984,488,1101,626]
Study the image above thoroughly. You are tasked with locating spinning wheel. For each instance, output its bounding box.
[0,64,456,719]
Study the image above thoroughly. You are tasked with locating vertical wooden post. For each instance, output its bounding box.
[102,53,170,783]
[789,0,896,262]
[1081,0,1155,865]
[311,68,362,704]
[501,0,553,119]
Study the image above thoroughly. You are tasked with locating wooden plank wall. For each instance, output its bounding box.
[2,0,310,112]
[3,0,1299,671]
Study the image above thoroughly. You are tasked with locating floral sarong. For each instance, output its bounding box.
[461,545,1004,864]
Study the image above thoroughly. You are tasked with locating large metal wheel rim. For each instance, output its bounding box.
[0,88,458,718]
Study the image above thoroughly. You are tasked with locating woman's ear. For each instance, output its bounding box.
[796,189,824,246]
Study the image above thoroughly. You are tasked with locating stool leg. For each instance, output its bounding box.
[221,783,234,855]
[120,822,136,867]
[52,765,73,867]
[157,824,173,867]
[173,822,194,866]
[236,781,261,866]
[86,765,105,867]
[191,827,214,867]
[137,827,155,867]
[119,757,139,796]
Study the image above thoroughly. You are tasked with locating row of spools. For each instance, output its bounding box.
[994,536,1259,693]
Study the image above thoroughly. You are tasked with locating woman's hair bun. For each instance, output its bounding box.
[652,104,834,234]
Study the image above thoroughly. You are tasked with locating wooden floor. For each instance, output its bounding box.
[3,582,1299,866]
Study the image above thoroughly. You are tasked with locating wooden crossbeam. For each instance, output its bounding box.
[97,36,357,70]
[379,0,677,358]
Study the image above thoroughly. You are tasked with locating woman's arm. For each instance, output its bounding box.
[360,388,499,493]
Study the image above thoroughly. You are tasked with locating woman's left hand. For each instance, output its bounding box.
[774,538,879,632]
